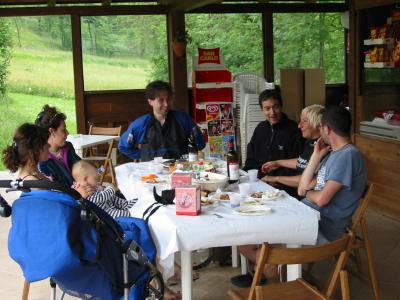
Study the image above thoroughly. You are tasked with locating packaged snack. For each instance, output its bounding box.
[370,47,378,63]
[377,108,400,125]
[175,185,201,216]
[377,47,388,62]
[370,27,379,39]
[364,50,371,63]
[392,10,400,22]
[171,172,192,188]
[392,39,400,67]
[379,25,390,39]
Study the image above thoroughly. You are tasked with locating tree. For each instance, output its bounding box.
[0,18,12,99]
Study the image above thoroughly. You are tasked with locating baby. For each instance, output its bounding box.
[72,160,136,219]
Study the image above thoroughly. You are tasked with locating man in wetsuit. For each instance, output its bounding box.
[118,80,205,161]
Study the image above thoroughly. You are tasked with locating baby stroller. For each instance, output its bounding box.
[0,179,164,300]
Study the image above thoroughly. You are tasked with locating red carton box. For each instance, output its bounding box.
[171,172,192,189]
[175,185,201,216]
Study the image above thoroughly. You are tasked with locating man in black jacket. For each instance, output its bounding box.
[243,88,303,196]
[231,88,304,288]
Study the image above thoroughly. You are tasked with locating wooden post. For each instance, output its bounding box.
[71,14,86,134]
[263,11,274,83]
[167,11,189,113]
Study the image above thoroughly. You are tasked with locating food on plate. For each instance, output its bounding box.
[201,198,214,206]
[249,189,281,199]
[140,174,158,182]
[241,200,259,206]
[192,172,228,192]
[264,189,280,198]
[168,164,177,173]
[219,193,230,201]
[146,179,158,183]
[250,191,263,198]
[190,161,216,172]
[201,190,211,198]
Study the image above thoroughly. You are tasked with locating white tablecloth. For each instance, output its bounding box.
[116,162,319,280]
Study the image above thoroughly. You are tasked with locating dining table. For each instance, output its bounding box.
[115,160,319,300]
[67,134,119,164]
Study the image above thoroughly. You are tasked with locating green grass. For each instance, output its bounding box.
[9,19,152,99]
[0,92,76,170]
[1,18,153,170]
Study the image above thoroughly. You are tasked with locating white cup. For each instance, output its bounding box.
[238,183,250,197]
[154,163,163,174]
[248,169,258,182]
[230,193,241,208]
[154,156,163,164]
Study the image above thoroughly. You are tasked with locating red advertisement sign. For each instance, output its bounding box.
[198,48,221,65]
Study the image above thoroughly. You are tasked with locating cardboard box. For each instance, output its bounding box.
[280,68,304,123]
[171,172,192,189]
[175,185,201,216]
[280,68,326,122]
[304,68,325,107]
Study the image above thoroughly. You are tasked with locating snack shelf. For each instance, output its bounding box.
[364,62,395,68]
[363,38,394,45]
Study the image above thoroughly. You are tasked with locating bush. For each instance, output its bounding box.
[0,18,12,99]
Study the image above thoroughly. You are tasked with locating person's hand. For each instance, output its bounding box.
[314,137,331,160]
[261,175,279,184]
[261,161,279,173]
[73,182,96,198]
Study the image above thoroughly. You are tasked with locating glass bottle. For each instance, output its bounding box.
[188,127,198,162]
[226,139,239,184]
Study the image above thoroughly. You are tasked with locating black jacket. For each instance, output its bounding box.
[243,113,303,179]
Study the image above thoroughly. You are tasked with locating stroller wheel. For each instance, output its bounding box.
[146,271,164,300]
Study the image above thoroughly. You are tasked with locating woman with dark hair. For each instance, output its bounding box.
[35,105,94,197]
[35,105,81,186]
[2,123,49,181]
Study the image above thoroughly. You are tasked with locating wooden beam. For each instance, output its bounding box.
[190,3,348,13]
[71,14,86,133]
[354,0,398,10]
[160,0,222,12]
[0,0,155,4]
[0,5,169,16]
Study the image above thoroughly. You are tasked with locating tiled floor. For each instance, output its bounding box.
[1,170,399,299]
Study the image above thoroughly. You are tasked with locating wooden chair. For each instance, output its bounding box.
[83,125,122,185]
[227,230,355,300]
[346,183,381,300]
[22,280,29,300]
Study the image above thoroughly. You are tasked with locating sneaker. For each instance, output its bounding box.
[230,273,267,288]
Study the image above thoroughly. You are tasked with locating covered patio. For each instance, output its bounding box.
[1,0,400,299]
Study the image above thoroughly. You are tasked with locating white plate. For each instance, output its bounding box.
[209,191,241,202]
[248,190,282,201]
[234,205,272,216]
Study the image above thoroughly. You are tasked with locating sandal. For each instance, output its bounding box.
[164,286,182,300]
[167,271,200,286]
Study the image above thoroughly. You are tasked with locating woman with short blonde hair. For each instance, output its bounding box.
[261,104,324,196]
